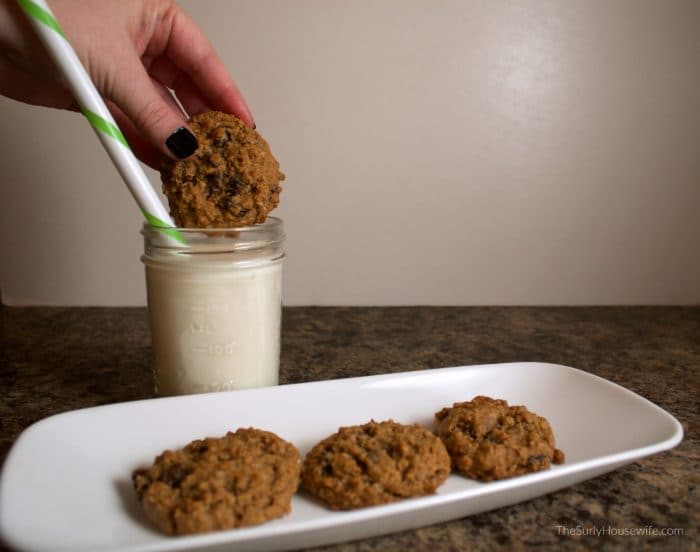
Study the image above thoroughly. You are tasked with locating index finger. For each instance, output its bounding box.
[163,7,255,126]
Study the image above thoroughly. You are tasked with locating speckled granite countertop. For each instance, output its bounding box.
[1,306,698,551]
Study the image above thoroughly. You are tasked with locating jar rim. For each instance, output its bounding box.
[142,217,284,255]
[141,216,283,234]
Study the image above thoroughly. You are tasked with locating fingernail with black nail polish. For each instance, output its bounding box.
[166,127,198,158]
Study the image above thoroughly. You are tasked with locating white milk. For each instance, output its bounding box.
[141,219,285,395]
[145,261,282,395]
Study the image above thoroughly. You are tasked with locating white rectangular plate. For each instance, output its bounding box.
[0,363,683,552]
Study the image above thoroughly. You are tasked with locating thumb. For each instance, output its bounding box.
[108,57,198,160]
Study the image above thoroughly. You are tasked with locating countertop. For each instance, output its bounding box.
[1,306,698,551]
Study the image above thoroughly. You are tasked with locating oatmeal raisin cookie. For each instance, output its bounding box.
[434,395,565,481]
[160,111,284,228]
[132,428,300,535]
[301,420,450,510]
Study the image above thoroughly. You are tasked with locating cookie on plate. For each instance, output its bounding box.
[301,420,450,510]
[132,428,300,535]
[160,111,284,228]
[434,395,565,481]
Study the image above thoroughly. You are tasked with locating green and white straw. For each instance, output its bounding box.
[17,0,183,243]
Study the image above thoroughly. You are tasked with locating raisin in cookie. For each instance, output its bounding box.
[434,396,565,482]
[132,428,300,535]
[160,111,284,228]
[301,420,450,510]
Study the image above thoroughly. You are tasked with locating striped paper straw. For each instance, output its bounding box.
[17,0,183,243]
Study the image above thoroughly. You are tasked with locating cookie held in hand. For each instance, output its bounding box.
[160,111,284,228]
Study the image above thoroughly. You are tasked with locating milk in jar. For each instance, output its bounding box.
[141,219,284,395]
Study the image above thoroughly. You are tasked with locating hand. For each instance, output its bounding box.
[0,0,254,168]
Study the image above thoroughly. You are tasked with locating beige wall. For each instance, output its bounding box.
[1,0,699,306]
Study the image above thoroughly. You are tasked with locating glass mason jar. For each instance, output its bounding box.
[141,218,285,396]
